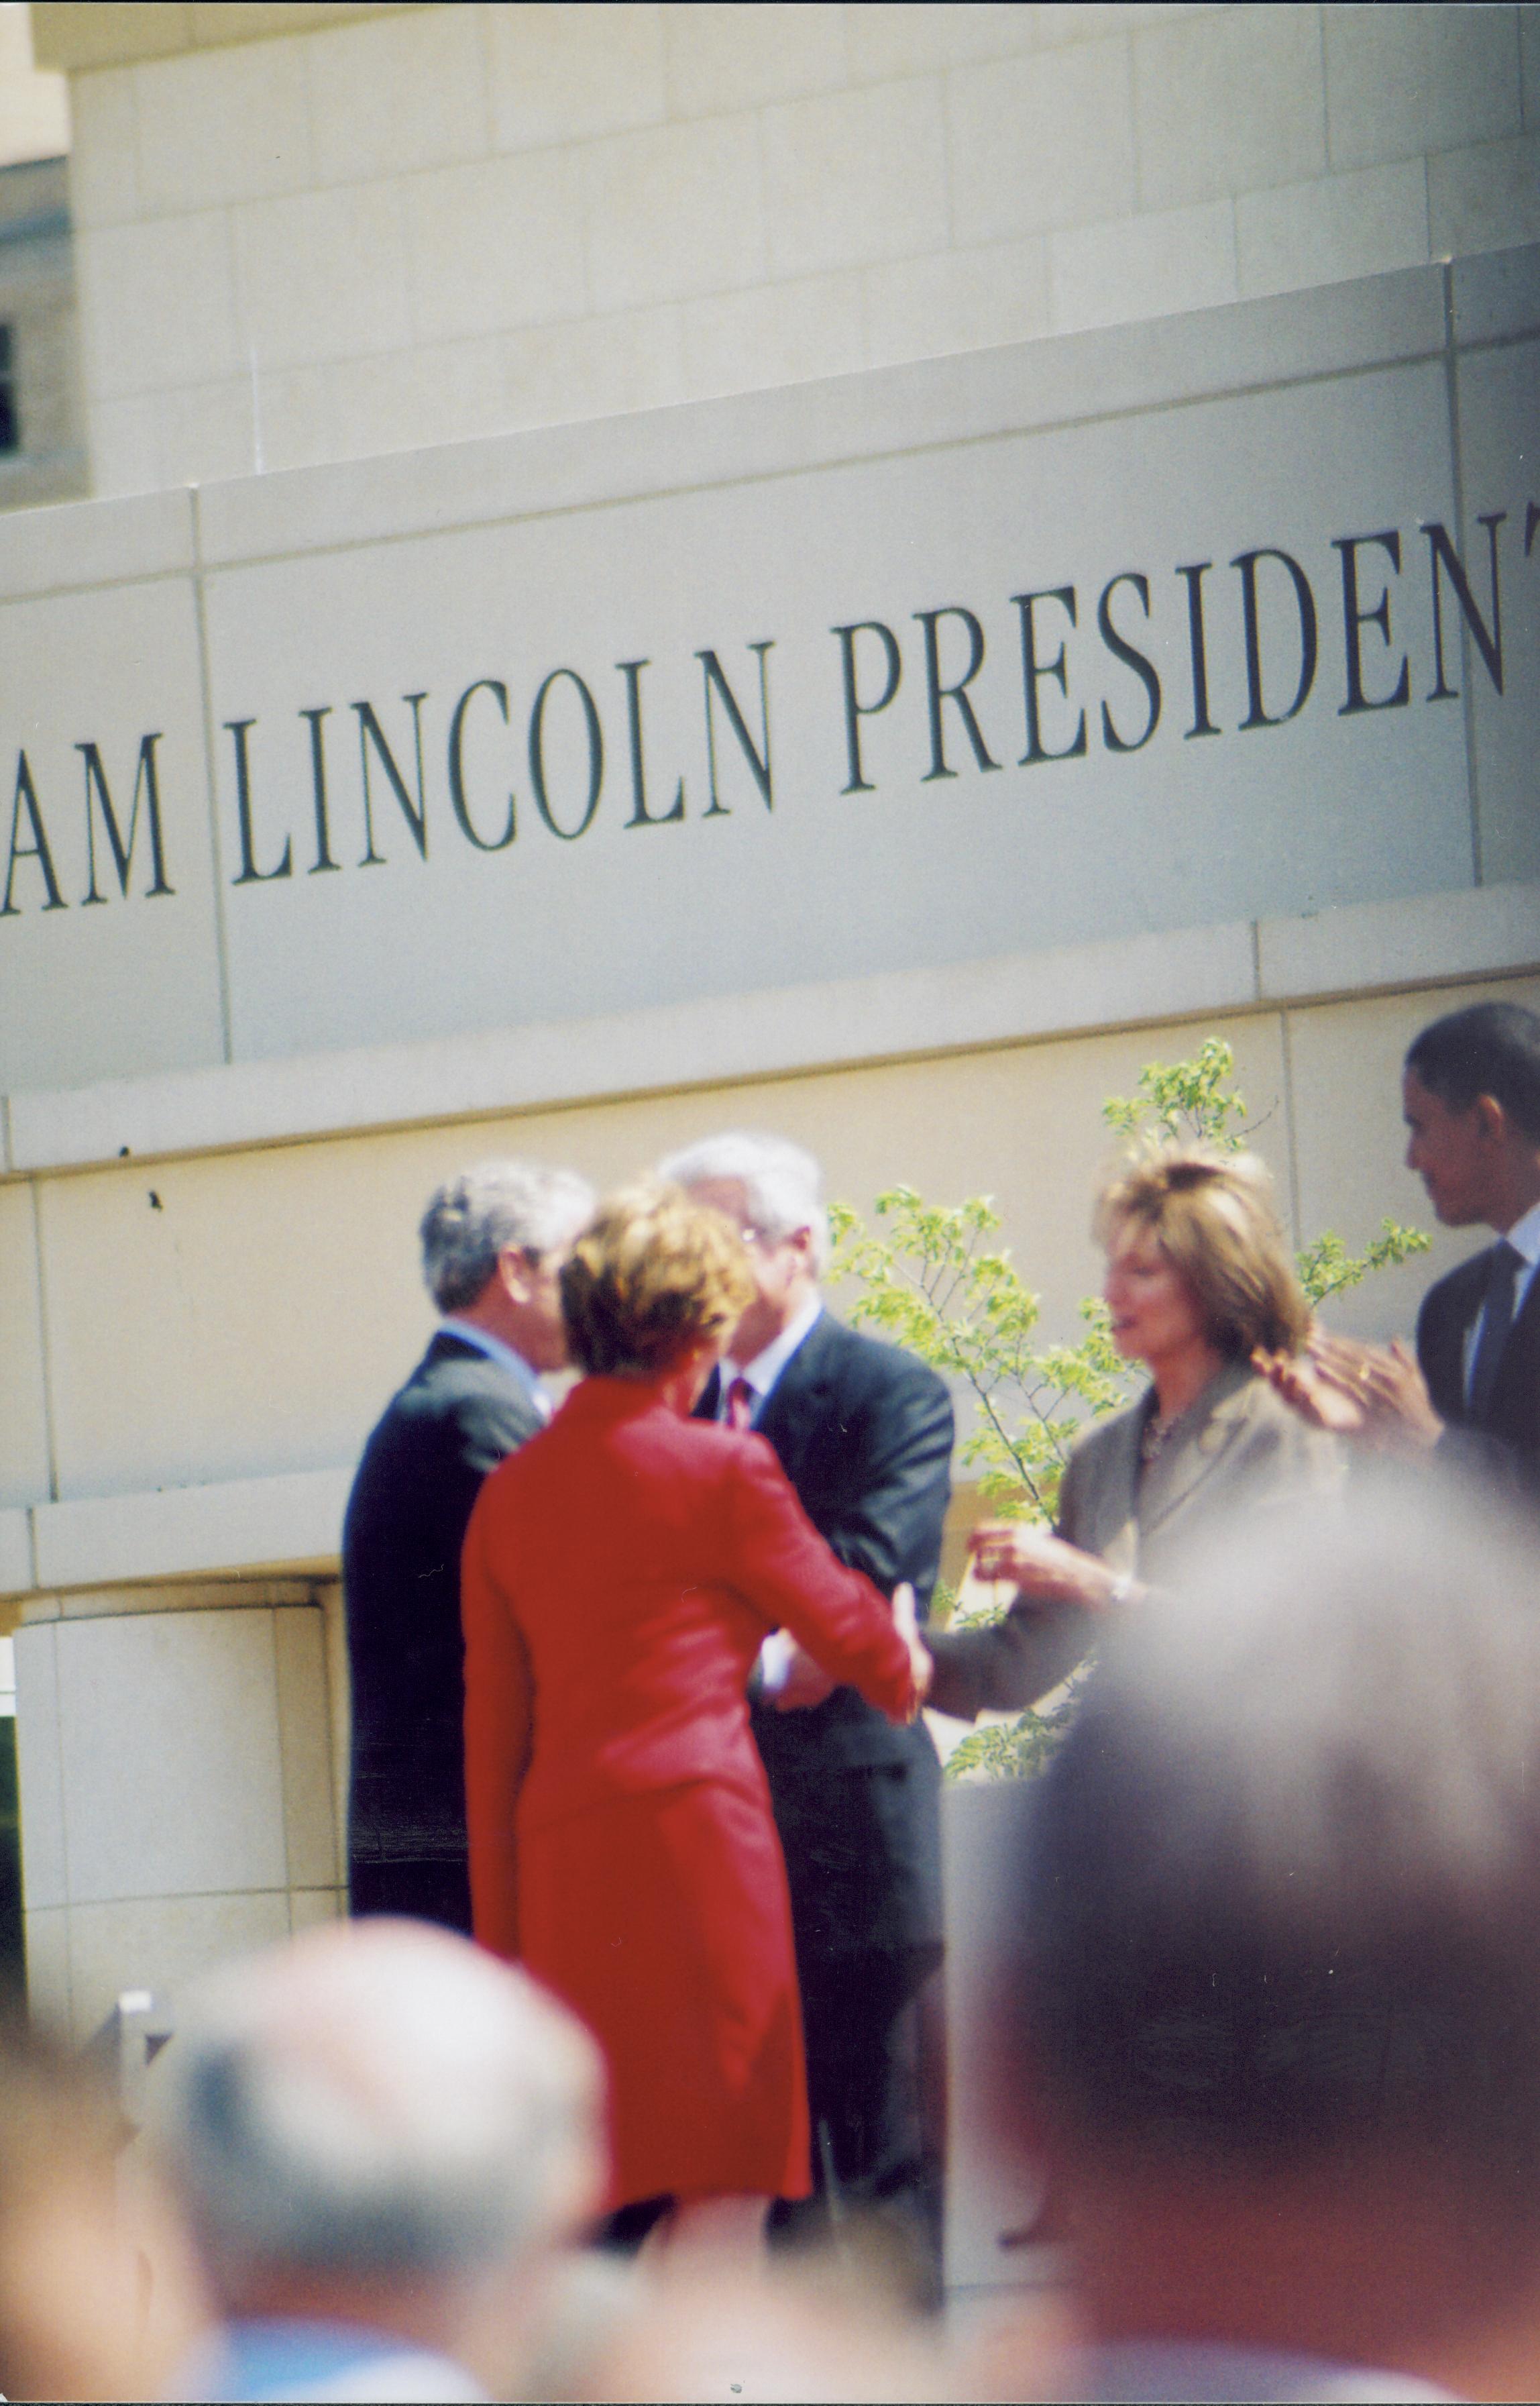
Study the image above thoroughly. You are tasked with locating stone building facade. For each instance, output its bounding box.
[2,5,1537,2289]
[29,3,1540,496]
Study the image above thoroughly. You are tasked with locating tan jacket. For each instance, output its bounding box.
[926,1360,1340,1722]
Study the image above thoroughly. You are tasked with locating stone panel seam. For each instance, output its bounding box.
[189,486,235,1063]
[1441,257,1484,885]
[0,564,196,611]
[59,1885,304,1907]
[26,1180,59,1506]
[1278,1005,1305,1251]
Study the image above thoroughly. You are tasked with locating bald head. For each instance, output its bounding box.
[148,1921,603,2301]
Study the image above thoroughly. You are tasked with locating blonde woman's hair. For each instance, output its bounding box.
[560,1180,755,1378]
[1095,1145,1311,1358]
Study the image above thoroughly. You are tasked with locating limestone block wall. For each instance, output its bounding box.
[15,1579,345,2041]
[34,1,1540,496]
[0,2,67,168]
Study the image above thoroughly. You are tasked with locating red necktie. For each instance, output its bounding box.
[726,1377,755,1432]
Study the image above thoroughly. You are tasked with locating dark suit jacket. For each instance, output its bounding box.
[700,1310,954,1958]
[926,1361,1341,1722]
[343,1331,543,1913]
[1418,1245,1540,1496]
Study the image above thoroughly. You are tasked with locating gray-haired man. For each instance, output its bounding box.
[660,1131,953,2290]
[154,1920,604,2403]
[343,1161,594,1934]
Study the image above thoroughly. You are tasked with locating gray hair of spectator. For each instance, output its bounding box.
[147,1922,604,2290]
[655,1131,830,1275]
[420,1162,596,1312]
[1001,1476,1540,2209]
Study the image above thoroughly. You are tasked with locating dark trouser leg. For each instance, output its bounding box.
[347,1854,474,1936]
[755,1732,946,2296]
[772,1942,946,2303]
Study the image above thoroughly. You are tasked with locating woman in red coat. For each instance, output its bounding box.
[461,1183,928,2251]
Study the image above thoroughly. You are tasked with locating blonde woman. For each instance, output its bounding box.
[461,1183,928,2254]
[926,1147,1338,1721]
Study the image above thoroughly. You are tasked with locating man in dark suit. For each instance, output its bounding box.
[661,1132,954,2287]
[1268,1000,1540,1496]
[1401,1002,1540,1485]
[343,1160,594,1933]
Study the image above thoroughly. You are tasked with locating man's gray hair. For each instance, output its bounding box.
[420,1161,595,1312]
[1006,1473,1540,2204]
[657,1131,830,1275]
[147,1922,604,2291]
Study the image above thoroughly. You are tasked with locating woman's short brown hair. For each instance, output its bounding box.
[560,1180,755,1378]
[1095,1144,1311,1358]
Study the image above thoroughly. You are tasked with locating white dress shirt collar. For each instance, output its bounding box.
[1502,1195,1540,1273]
[726,1294,822,1413]
[439,1319,550,1418]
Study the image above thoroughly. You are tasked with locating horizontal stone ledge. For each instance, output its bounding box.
[9,919,1262,1175]
[15,1468,353,1601]
[5,879,1539,1182]
[193,261,1453,570]
[1258,880,1540,1004]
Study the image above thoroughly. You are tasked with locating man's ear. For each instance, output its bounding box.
[1472,1092,1510,1150]
[496,1245,537,1306]
[787,1223,817,1268]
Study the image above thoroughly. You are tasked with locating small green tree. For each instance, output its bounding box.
[830,1041,1430,1780]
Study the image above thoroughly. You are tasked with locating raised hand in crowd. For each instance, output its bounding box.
[1254,1328,1445,1455]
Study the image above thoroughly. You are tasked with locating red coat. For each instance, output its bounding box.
[461,1375,917,2208]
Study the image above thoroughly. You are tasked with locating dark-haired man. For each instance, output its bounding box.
[1269,1000,1540,1493]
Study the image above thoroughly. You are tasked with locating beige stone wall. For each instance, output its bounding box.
[15,1577,346,2041]
[7,959,1538,1577]
[0,3,66,167]
[41,0,1540,496]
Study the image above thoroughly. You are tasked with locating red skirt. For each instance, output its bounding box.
[518,1777,811,2207]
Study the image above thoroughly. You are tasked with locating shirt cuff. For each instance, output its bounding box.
[757,1630,797,1696]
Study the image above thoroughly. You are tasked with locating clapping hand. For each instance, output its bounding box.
[1253,1330,1444,1455]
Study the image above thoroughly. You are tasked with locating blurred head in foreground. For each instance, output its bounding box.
[0,2020,207,2401]
[148,1920,604,2397]
[998,1477,1540,2397]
